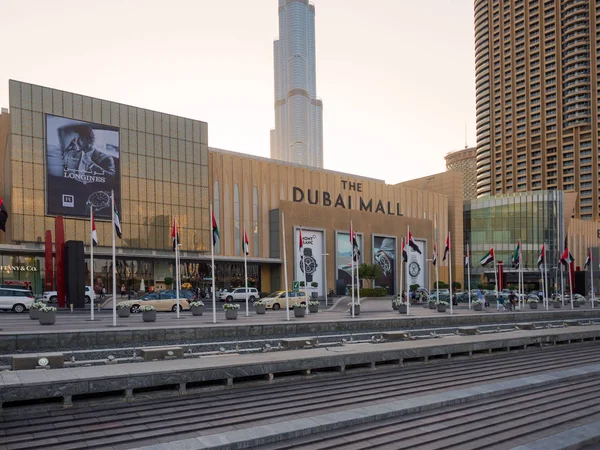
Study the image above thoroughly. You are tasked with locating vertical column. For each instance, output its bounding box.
[55,217,66,308]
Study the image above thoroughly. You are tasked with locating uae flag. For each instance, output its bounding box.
[512,241,521,269]
[212,210,220,245]
[442,233,450,261]
[407,230,422,254]
[537,244,545,268]
[243,228,249,256]
[91,211,98,247]
[560,247,575,266]
[299,228,304,254]
[465,248,470,268]
[401,237,408,263]
[585,250,592,269]
[480,248,494,267]
[113,203,122,239]
[171,217,179,252]
[350,224,360,262]
[0,197,8,232]
[432,243,437,266]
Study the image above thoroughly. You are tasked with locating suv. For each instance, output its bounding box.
[0,287,36,313]
[218,288,259,302]
[43,286,96,304]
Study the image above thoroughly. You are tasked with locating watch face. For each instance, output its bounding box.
[375,252,392,276]
[409,261,421,277]
[300,256,318,275]
[87,191,111,212]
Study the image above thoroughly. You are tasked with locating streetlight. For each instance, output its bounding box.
[321,253,329,306]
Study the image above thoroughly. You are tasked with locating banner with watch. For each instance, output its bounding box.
[405,238,427,289]
[372,236,397,295]
[294,228,325,296]
[335,231,363,287]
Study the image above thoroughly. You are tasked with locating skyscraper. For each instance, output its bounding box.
[271,0,324,168]
[475,0,599,219]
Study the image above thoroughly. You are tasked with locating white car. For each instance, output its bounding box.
[0,287,36,313]
[218,288,259,302]
[43,286,96,304]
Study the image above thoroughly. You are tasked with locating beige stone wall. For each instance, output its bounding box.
[0,110,9,244]
[568,218,600,269]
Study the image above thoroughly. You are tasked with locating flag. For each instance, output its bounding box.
[113,203,122,239]
[512,241,521,269]
[432,243,437,266]
[299,228,304,253]
[560,247,575,266]
[442,233,450,261]
[243,228,249,256]
[480,248,494,266]
[91,210,98,247]
[465,247,470,268]
[0,197,8,232]
[585,249,592,269]
[212,210,220,245]
[350,224,360,262]
[171,217,179,252]
[407,230,422,254]
[537,244,545,268]
[401,237,408,263]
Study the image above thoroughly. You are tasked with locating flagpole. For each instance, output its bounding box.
[90,207,95,321]
[210,205,217,324]
[244,227,249,317]
[519,240,523,310]
[448,231,453,315]
[399,237,403,304]
[356,242,361,307]
[467,243,471,310]
[407,225,411,312]
[493,245,498,302]
[350,221,355,318]
[175,216,180,320]
[111,190,117,327]
[561,259,565,307]
[300,226,309,315]
[568,257,574,310]
[434,214,439,304]
[282,212,290,321]
[544,244,549,310]
[591,248,595,309]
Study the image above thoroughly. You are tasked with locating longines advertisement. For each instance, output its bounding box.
[372,235,396,295]
[405,238,426,290]
[45,114,121,219]
[294,228,324,296]
[335,231,363,287]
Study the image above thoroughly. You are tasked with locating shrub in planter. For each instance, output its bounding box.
[224,302,240,319]
[552,300,562,308]
[117,302,132,317]
[393,299,407,314]
[140,305,156,322]
[253,300,266,314]
[472,299,484,311]
[310,281,319,288]
[29,301,45,320]
[436,301,449,312]
[428,300,437,309]
[527,298,539,309]
[293,303,306,317]
[190,301,205,316]
[38,306,57,325]
[308,300,319,313]
[348,301,361,316]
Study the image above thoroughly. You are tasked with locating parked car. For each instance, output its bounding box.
[0,287,36,313]
[127,292,190,313]
[42,286,96,304]
[261,291,309,310]
[430,289,450,302]
[218,288,259,302]
[162,289,195,301]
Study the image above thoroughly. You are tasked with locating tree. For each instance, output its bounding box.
[435,281,449,289]
[164,277,174,287]
[359,263,382,288]
[452,281,461,290]
[409,284,420,292]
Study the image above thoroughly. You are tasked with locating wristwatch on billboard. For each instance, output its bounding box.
[375,251,392,277]
[409,254,421,284]
[301,248,318,282]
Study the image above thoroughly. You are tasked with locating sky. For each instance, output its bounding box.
[0,0,476,185]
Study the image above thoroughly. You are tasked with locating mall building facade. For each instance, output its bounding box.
[0,80,461,297]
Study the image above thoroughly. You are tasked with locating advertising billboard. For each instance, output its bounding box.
[404,238,427,290]
[45,114,120,219]
[373,235,396,295]
[335,231,363,288]
[294,228,324,296]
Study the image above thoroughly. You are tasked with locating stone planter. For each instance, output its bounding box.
[191,305,205,316]
[350,305,360,316]
[311,292,318,299]
[573,301,581,308]
[553,302,561,308]
[429,302,437,309]
[308,304,319,313]
[474,304,483,311]
[38,311,56,325]
[29,308,40,320]
[529,302,538,309]
[437,304,447,313]
[392,302,399,310]
[117,308,131,318]
[294,307,306,318]
[255,304,266,315]
[398,305,408,314]
[142,310,156,322]
[225,309,238,320]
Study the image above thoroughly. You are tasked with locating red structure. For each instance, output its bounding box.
[55,217,66,308]
[44,230,53,291]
